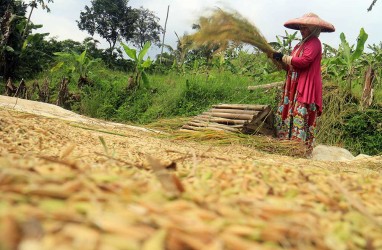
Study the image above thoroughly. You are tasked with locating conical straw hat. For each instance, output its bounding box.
[284,13,335,32]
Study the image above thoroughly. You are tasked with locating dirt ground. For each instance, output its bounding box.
[1,95,382,250]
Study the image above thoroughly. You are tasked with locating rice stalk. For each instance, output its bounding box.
[316,84,354,145]
[170,130,308,157]
[187,8,283,68]
[70,124,130,137]
[145,117,190,133]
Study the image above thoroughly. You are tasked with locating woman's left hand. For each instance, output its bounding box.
[273,52,284,61]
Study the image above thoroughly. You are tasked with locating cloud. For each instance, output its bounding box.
[32,0,382,56]
[32,0,90,42]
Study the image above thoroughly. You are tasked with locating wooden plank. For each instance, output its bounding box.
[247,81,284,91]
[212,104,268,111]
[202,112,254,120]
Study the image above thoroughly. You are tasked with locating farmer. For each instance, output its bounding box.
[272,13,335,155]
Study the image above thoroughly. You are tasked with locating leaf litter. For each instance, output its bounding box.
[1,107,382,250]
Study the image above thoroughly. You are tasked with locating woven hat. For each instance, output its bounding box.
[284,13,335,32]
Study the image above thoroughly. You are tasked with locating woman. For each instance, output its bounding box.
[272,13,335,155]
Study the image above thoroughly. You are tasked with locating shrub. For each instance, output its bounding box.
[342,108,382,155]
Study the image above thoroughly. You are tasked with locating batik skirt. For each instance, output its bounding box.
[275,100,318,154]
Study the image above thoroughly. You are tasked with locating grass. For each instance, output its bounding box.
[109,70,279,124]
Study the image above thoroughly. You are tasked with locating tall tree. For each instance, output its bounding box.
[77,0,137,50]
[1,0,27,82]
[23,0,53,38]
[131,7,163,49]
[1,0,53,83]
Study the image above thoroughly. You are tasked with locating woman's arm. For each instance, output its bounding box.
[282,39,321,69]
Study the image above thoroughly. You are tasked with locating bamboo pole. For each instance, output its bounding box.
[209,108,259,115]
[179,128,197,133]
[247,81,284,91]
[190,119,243,129]
[202,112,253,120]
[212,104,268,111]
[196,115,247,124]
[182,124,237,133]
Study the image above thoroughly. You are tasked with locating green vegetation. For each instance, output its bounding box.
[60,65,280,123]
[24,43,381,155]
[1,1,381,156]
[342,109,382,155]
[121,41,152,89]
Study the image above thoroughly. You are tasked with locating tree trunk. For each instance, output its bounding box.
[1,10,14,84]
[56,77,69,108]
[22,1,36,39]
[14,79,27,98]
[40,78,50,102]
[5,78,16,96]
[159,5,170,64]
[361,66,375,109]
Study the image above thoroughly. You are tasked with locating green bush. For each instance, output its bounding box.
[342,108,382,155]
[116,89,153,123]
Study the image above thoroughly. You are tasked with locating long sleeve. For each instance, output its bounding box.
[291,39,321,69]
[289,37,323,115]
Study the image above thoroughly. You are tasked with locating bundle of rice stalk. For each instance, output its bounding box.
[172,130,308,157]
[173,130,234,145]
[187,8,283,68]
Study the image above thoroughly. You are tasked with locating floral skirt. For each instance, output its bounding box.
[275,101,318,154]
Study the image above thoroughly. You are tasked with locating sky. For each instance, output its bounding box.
[31,0,382,57]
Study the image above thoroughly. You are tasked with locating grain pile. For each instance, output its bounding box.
[1,106,382,250]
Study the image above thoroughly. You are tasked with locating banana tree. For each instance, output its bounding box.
[340,28,368,91]
[121,41,152,89]
[51,49,100,87]
[323,28,368,91]
[321,44,345,80]
[269,30,299,54]
[362,43,382,86]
